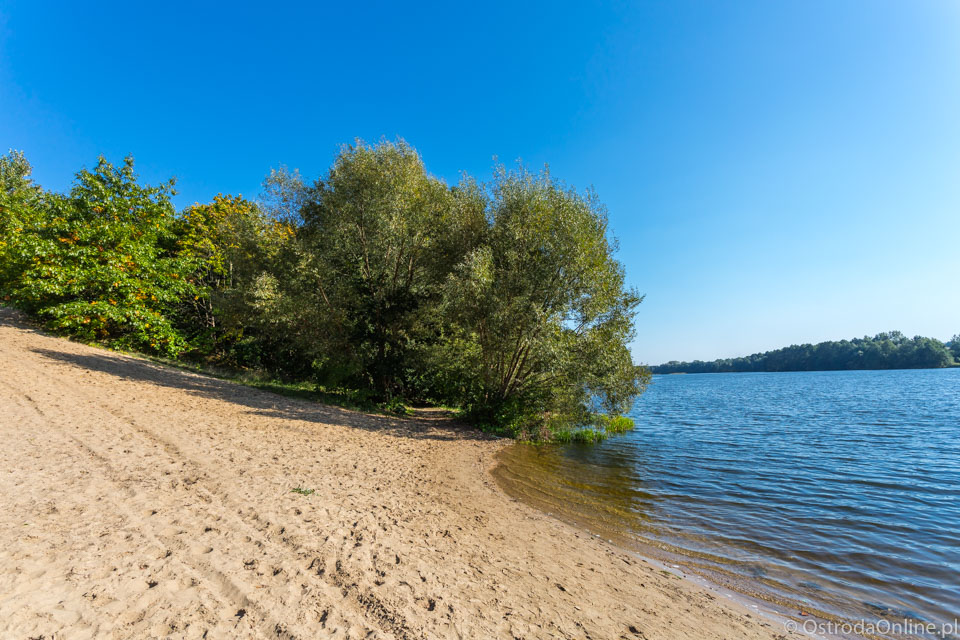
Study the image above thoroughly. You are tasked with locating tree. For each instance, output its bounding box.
[431,164,648,438]
[176,195,289,329]
[173,194,297,367]
[275,139,486,397]
[0,150,45,293]
[260,166,307,225]
[11,157,196,355]
[3,145,651,441]
[652,333,956,373]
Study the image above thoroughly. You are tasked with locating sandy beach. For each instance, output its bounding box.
[0,307,800,639]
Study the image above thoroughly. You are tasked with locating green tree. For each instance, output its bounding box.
[260,165,307,225]
[432,164,648,439]
[653,332,956,373]
[174,194,295,367]
[277,139,486,397]
[11,157,195,355]
[176,195,290,328]
[3,145,651,441]
[0,150,46,294]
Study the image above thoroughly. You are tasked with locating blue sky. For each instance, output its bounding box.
[2,1,958,364]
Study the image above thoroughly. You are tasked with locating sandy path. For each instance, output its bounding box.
[0,308,800,639]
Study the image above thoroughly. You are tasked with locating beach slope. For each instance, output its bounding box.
[0,308,798,639]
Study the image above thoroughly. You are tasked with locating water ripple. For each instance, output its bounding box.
[493,368,960,635]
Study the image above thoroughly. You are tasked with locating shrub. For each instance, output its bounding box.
[8,157,195,356]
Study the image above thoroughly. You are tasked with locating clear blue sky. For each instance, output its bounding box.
[2,1,958,364]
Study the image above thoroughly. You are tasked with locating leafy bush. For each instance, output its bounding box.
[7,156,195,356]
[0,150,45,295]
[379,397,411,417]
[553,429,602,444]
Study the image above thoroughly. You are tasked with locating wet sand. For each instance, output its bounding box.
[0,307,803,639]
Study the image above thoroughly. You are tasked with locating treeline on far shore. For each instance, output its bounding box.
[652,332,960,374]
[0,141,649,442]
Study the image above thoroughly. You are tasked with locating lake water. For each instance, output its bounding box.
[493,369,960,636]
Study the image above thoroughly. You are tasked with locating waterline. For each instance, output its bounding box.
[493,369,960,638]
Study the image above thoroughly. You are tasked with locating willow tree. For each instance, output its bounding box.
[286,139,486,398]
[433,165,648,439]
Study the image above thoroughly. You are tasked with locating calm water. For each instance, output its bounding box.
[494,369,960,634]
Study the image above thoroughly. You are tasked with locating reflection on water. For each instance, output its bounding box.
[493,442,659,541]
[493,369,960,636]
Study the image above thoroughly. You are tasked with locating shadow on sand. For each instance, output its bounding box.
[30,343,494,443]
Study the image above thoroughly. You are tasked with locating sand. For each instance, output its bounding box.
[0,307,801,639]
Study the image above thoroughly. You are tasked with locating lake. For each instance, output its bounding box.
[493,369,960,635]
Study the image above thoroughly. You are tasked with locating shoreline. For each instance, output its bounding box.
[0,307,807,639]
[490,424,940,640]
[490,445,847,638]
[491,445,858,639]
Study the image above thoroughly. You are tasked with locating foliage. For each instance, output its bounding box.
[598,414,635,434]
[270,139,487,398]
[0,150,45,293]
[549,415,636,444]
[174,194,294,367]
[260,166,307,225]
[0,144,648,442]
[428,164,648,438]
[6,156,196,355]
[379,396,412,417]
[653,331,956,374]
[551,428,607,444]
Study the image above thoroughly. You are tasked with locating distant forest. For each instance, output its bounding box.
[652,332,960,374]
